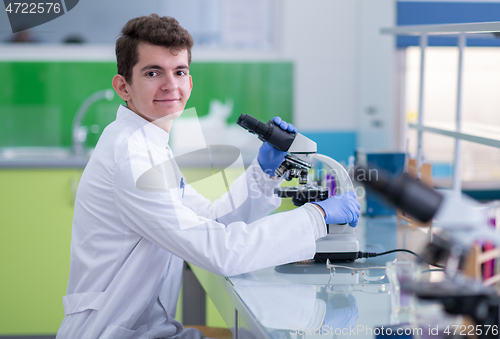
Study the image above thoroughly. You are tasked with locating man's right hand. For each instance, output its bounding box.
[312,191,360,227]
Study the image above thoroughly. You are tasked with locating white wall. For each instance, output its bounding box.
[280,0,395,150]
[354,0,396,150]
[0,0,160,43]
[196,0,397,150]
[0,0,397,150]
[279,0,359,131]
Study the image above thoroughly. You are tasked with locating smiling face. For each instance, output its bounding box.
[112,42,193,132]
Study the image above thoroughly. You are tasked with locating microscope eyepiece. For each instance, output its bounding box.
[237,114,296,152]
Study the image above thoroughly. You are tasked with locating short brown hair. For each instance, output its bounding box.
[116,14,194,83]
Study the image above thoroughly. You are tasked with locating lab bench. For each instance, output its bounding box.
[0,153,440,337]
[0,155,286,336]
[188,216,446,339]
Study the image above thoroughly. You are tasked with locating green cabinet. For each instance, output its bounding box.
[0,166,294,335]
[0,168,230,334]
[0,169,82,335]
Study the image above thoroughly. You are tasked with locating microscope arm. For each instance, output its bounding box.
[313,154,354,193]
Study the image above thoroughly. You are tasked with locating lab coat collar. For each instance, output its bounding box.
[116,105,170,148]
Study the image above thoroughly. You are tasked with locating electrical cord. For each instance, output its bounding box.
[357,249,446,269]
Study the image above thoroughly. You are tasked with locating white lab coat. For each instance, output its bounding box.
[56,105,326,339]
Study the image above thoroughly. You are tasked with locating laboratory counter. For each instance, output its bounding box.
[0,147,257,169]
[189,216,454,339]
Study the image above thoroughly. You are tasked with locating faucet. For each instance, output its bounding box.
[72,89,114,155]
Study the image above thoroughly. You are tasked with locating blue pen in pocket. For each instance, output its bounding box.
[180,178,185,198]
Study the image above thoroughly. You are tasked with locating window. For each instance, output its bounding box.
[405,46,500,186]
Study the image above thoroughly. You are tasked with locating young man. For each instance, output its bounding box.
[57,14,359,339]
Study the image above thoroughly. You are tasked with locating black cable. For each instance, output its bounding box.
[376,249,421,257]
[357,249,446,269]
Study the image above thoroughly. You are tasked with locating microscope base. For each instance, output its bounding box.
[314,252,358,263]
[314,231,360,263]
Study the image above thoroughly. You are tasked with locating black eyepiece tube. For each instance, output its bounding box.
[353,166,443,223]
[237,114,296,152]
[237,114,270,138]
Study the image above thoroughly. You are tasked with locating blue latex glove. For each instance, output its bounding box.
[312,191,360,227]
[257,117,297,176]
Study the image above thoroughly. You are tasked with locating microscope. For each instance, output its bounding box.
[354,166,499,338]
[237,114,359,262]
